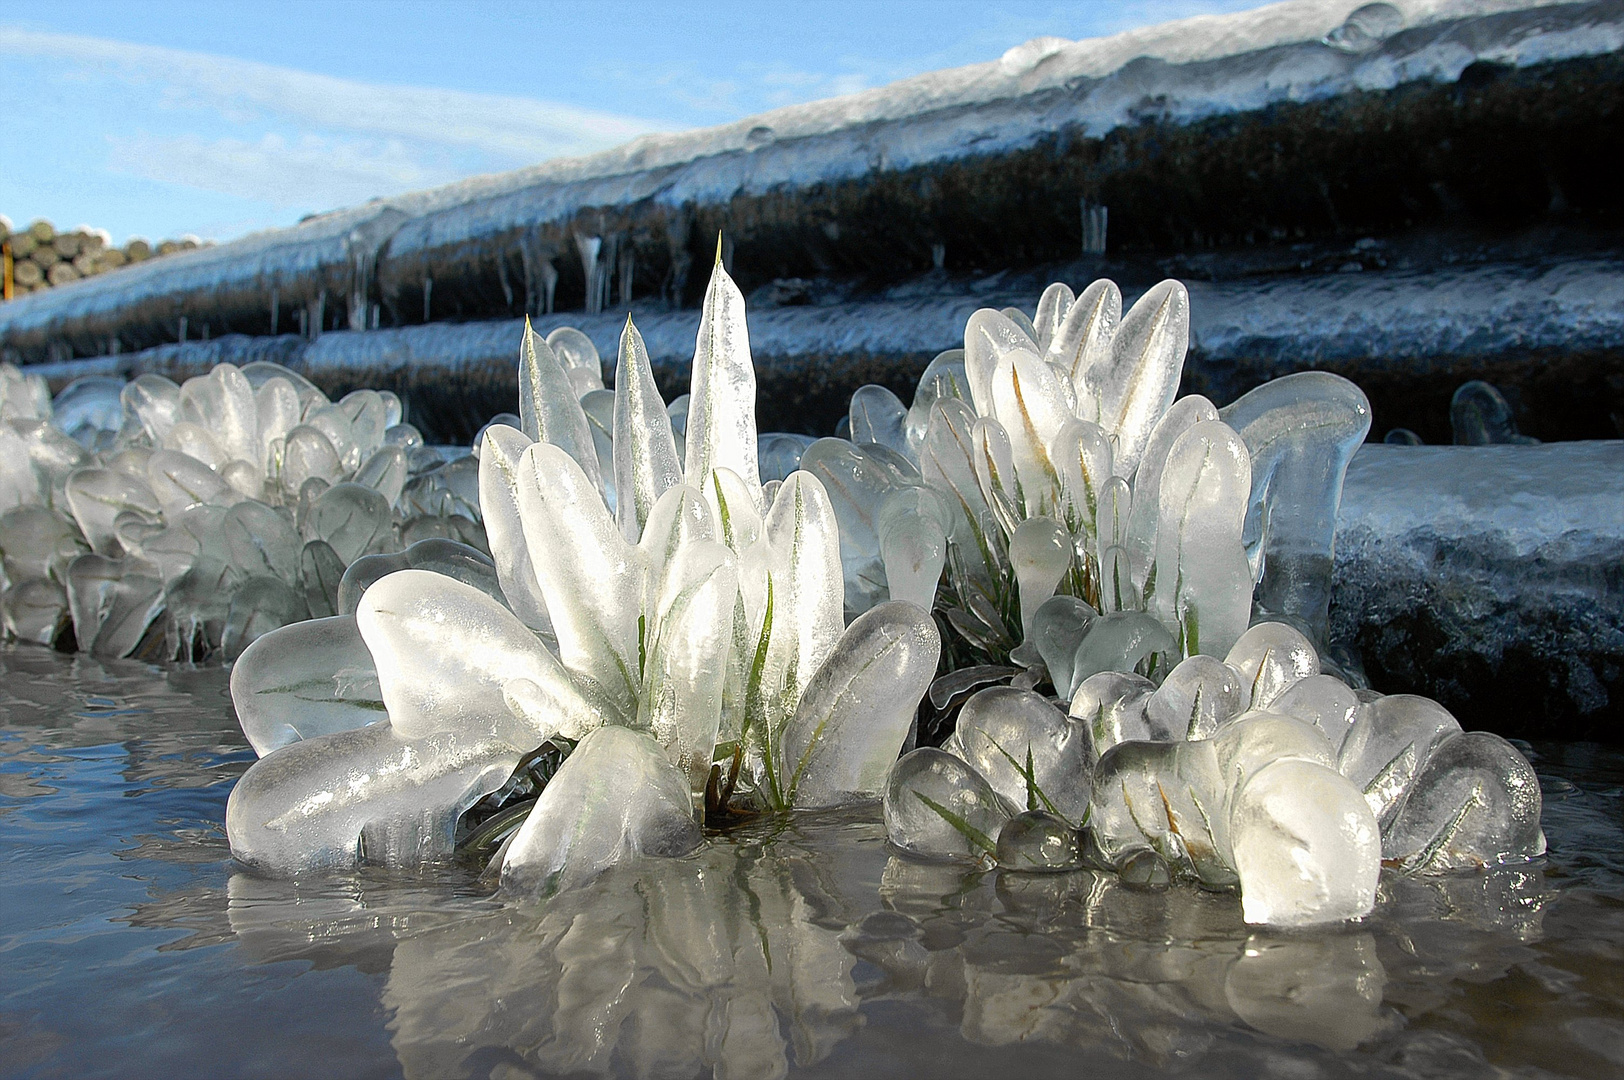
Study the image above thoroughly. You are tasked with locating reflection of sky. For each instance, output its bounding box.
[0,0,1262,244]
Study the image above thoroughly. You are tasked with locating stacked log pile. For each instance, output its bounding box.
[0,216,209,299]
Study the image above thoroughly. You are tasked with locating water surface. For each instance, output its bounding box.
[2,646,1622,1079]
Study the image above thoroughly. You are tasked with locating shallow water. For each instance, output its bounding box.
[1,646,1622,1080]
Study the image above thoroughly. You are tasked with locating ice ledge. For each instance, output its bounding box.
[1332,441,1624,736]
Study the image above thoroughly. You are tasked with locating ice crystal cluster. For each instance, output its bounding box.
[227,257,940,888]
[221,262,1544,928]
[0,360,482,660]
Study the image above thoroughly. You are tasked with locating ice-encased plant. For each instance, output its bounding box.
[227,255,941,888]
[799,280,1370,687]
[0,358,483,660]
[850,280,1544,925]
[886,619,1544,926]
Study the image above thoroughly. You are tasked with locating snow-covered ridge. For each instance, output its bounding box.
[2,0,1619,355]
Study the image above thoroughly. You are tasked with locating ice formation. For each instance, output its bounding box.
[874,279,1546,926]
[220,258,1545,927]
[228,256,941,885]
[0,359,483,659]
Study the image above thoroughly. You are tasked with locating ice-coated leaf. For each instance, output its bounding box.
[1337,693,1462,827]
[884,747,1010,862]
[279,424,345,499]
[223,500,301,586]
[477,423,551,632]
[905,348,968,450]
[1001,306,1040,344]
[227,722,518,873]
[1149,420,1252,660]
[1053,418,1112,538]
[962,307,1035,418]
[1383,731,1543,870]
[1125,394,1219,584]
[1008,516,1070,640]
[876,486,950,610]
[1212,711,1337,795]
[580,388,617,512]
[338,538,505,617]
[1046,279,1121,420]
[1069,670,1159,763]
[146,449,237,516]
[849,384,912,462]
[354,444,409,507]
[798,437,905,614]
[179,363,259,466]
[613,316,682,543]
[64,552,163,657]
[300,539,345,618]
[947,685,1091,823]
[704,465,762,558]
[1029,594,1096,700]
[162,421,228,471]
[684,259,762,508]
[303,482,394,565]
[221,574,305,660]
[120,373,181,445]
[1068,611,1176,689]
[253,378,301,471]
[518,317,602,492]
[1146,654,1246,740]
[636,483,717,630]
[737,473,844,801]
[518,440,643,717]
[778,600,940,807]
[989,350,1071,517]
[337,389,388,466]
[970,416,1020,537]
[547,326,603,389]
[1229,759,1378,926]
[758,432,814,484]
[304,404,360,475]
[1219,372,1371,643]
[1225,621,1320,709]
[1095,474,1131,557]
[64,466,160,557]
[1032,282,1074,354]
[499,725,702,897]
[1098,280,1189,477]
[1272,674,1362,747]
[1088,737,1229,883]
[358,569,608,748]
[640,540,737,812]
[919,398,991,553]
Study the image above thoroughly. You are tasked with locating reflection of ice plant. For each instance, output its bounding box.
[228,254,940,885]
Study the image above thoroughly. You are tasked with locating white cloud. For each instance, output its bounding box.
[0,26,672,163]
[105,132,443,209]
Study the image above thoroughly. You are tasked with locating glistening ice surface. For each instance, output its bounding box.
[3,646,1623,1079]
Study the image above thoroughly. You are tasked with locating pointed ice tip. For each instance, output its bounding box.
[624,312,635,331]
[715,232,724,267]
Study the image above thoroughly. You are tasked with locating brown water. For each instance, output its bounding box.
[2,644,1622,1079]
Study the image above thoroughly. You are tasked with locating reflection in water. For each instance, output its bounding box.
[3,645,1622,1079]
[213,810,1563,1078]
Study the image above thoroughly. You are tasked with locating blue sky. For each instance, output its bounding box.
[0,0,1261,244]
